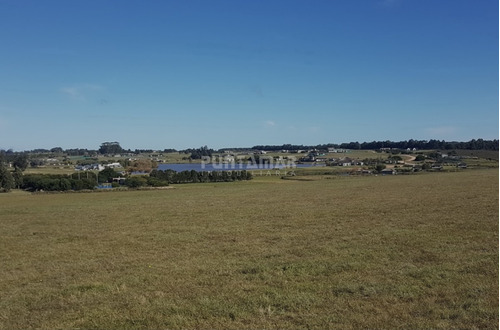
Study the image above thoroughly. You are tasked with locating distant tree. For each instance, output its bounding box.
[191,170,200,183]
[66,148,95,156]
[134,149,154,154]
[30,158,45,167]
[125,176,147,188]
[59,178,72,191]
[185,146,214,160]
[375,164,386,173]
[146,176,169,187]
[13,154,29,171]
[31,148,50,153]
[99,142,124,155]
[98,168,120,183]
[50,147,63,153]
[150,169,252,184]
[427,152,441,160]
[0,164,14,192]
[12,167,23,189]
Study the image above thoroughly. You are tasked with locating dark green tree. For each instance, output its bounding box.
[186,146,214,160]
[146,176,169,187]
[99,142,124,155]
[125,176,147,188]
[12,167,23,189]
[188,170,197,183]
[98,167,120,183]
[13,154,29,171]
[375,164,386,173]
[60,178,72,191]
[0,164,14,192]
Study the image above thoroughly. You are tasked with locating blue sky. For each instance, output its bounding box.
[0,0,498,150]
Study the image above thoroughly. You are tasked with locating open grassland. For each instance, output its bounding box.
[0,169,497,329]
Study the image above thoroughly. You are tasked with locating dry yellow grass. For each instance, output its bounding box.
[0,169,497,328]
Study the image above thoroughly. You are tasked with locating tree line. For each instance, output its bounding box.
[4,168,253,192]
[150,169,252,184]
[180,146,215,160]
[21,174,98,191]
[2,138,497,157]
[252,139,498,151]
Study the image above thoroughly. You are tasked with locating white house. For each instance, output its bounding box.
[106,162,123,169]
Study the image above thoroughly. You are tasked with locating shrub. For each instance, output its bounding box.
[125,176,147,188]
[146,177,169,187]
[375,164,386,173]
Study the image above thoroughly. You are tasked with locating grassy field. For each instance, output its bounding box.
[0,169,497,328]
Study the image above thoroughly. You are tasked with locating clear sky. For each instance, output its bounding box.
[0,0,498,151]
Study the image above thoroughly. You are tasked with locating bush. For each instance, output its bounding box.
[375,164,386,173]
[146,177,169,187]
[98,168,120,183]
[125,176,147,188]
[0,166,14,192]
[60,178,72,191]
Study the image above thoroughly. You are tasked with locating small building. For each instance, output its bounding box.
[380,169,396,175]
[90,164,105,171]
[112,177,127,185]
[106,162,122,169]
[328,148,347,153]
[75,163,105,171]
[336,157,363,166]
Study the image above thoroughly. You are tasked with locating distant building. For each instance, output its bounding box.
[328,148,347,153]
[106,162,122,169]
[330,157,364,166]
[75,164,105,171]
